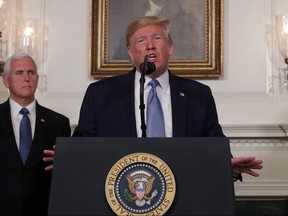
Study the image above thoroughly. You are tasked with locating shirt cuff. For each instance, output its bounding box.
[233,173,243,182]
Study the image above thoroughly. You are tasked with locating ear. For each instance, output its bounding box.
[2,75,9,88]
[127,47,134,62]
[168,42,174,56]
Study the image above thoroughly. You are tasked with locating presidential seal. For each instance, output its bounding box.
[105,153,176,215]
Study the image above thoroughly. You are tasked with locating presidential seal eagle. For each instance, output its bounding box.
[126,170,158,207]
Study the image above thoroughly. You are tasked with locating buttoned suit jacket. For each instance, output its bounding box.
[73,69,225,138]
[0,100,71,215]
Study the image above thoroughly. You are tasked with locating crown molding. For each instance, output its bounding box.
[223,124,288,138]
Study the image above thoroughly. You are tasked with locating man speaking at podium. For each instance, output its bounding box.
[44,16,263,179]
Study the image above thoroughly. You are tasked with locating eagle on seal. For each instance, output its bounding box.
[126,175,156,207]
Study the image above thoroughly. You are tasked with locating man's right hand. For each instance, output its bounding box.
[43,145,56,171]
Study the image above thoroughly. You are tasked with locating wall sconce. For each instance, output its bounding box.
[15,17,41,64]
[0,0,48,75]
[13,15,49,92]
[0,0,9,73]
[276,14,288,90]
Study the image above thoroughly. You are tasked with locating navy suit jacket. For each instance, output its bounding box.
[73,69,225,138]
[0,100,71,215]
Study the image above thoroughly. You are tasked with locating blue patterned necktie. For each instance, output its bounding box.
[146,79,165,137]
[19,108,32,164]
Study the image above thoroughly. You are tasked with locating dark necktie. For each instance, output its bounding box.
[146,79,165,137]
[19,108,32,164]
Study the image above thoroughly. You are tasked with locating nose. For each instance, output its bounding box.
[146,38,155,51]
[23,72,30,81]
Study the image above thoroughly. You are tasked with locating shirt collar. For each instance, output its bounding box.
[135,70,169,91]
[9,98,36,117]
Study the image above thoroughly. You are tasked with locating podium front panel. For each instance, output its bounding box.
[48,137,235,215]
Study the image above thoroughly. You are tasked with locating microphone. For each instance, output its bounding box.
[139,55,156,137]
[140,55,155,75]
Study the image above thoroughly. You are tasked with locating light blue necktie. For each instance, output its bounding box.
[19,108,32,164]
[146,79,165,137]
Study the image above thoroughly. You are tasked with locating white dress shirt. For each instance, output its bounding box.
[134,70,172,137]
[10,99,36,149]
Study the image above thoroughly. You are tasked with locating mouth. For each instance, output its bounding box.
[147,54,156,61]
[22,86,31,89]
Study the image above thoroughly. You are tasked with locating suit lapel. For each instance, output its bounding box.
[0,100,23,162]
[25,103,46,165]
[169,73,187,137]
[118,70,138,137]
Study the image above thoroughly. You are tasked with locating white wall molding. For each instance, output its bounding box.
[223,124,288,138]
[214,92,274,103]
[230,138,288,148]
[234,181,288,196]
[229,134,288,197]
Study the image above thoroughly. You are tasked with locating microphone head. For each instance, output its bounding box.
[140,61,156,75]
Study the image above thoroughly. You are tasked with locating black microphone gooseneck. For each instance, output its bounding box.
[139,55,155,137]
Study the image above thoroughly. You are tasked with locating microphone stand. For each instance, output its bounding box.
[139,56,148,137]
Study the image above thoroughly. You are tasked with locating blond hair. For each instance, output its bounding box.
[126,16,173,48]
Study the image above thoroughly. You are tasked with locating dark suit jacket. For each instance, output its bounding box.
[73,70,225,138]
[0,100,71,215]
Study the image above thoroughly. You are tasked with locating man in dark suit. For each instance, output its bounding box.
[0,53,71,215]
[45,16,262,179]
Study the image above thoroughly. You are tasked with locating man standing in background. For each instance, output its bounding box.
[0,53,71,215]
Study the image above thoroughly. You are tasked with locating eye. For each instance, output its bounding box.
[136,39,144,43]
[154,35,162,41]
[136,36,146,44]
